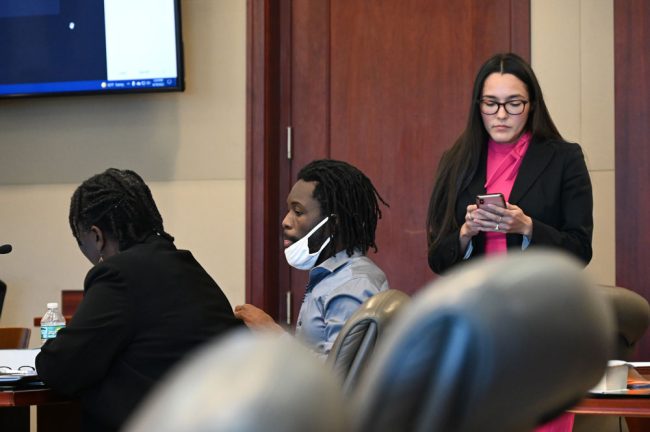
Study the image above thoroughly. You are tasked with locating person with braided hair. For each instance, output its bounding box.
[235,159,389,359]
[36,168,243,432]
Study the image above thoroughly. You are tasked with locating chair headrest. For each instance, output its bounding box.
[124,330,350,432]
[354,250,616,432]
[327,289,410,368]
[327,289,411,394]
[598,285,650,359]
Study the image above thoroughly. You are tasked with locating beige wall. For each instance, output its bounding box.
[532,0,615,286]
[0,0,246,345]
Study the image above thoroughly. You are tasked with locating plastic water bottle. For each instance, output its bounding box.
[40,302,66,344]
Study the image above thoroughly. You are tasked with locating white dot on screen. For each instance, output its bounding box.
[69,22,75,30]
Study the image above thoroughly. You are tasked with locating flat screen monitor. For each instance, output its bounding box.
[0,0,184,98]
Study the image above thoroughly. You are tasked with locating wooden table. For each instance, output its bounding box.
[569,364,650,432]
[571,394,650,417]
[570,395,650,431]
[0,387,80,432]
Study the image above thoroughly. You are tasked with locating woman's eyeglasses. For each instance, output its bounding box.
[478,98,529,115]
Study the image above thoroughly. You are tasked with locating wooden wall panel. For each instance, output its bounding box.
[615,0,650,360]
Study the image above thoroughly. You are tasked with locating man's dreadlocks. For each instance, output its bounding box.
[298,159,388,256]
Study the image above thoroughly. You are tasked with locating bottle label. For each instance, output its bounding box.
[40,324,65,340]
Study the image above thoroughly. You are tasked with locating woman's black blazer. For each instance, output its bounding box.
[428,137,593,275]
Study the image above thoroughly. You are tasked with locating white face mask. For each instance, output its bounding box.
[284,217,331,270]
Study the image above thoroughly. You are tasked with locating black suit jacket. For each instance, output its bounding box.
[37,235,243,432]
[428,138,593,274]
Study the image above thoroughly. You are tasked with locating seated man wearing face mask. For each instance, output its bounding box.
[235,159,389,359]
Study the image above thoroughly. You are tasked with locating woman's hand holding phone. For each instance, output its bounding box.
[461,192,533,245]
[498,203,534,237]
[472,193,533,236]
[474,193,507,232]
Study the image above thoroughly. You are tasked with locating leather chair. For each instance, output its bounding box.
[0,327,31,349]
[573,286,650,432]
[327,289,410,394]
[352,250,616,432]
[598,285,650,360]
[124,331,351,432]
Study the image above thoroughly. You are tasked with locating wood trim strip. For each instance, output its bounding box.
[246,0,281,314]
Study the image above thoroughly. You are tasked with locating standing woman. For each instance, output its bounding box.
[426,52,592,275]
[426,53,592,432]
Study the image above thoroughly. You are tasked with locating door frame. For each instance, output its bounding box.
[246,0,291,321]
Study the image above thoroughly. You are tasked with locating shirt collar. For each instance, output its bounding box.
[315,248,363,273]
[305,249,363,292]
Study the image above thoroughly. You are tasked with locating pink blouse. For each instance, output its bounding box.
[484,132,576,432]
[483,131,531,255]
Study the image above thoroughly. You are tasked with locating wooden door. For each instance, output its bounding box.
[247,0,530,325]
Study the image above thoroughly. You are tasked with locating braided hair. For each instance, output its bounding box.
[69,168,174,250]
[298,159,388,256]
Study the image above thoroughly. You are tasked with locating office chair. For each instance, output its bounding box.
[352,250,616,432]
[327,289,410,394]
[598,285,650,360]
[123,330,350,432]
[573,286,650,432]
[0,327,31,349]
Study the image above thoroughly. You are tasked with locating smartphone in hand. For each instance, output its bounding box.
[476,193,506,209]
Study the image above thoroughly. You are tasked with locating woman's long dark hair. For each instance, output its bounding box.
[426,53,563,251]
[70,168,174,250]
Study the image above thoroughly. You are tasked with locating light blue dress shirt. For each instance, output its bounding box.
[295,249,389,359]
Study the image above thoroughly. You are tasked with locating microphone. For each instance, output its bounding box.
[0,244,12,254]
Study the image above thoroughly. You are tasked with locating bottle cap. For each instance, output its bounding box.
[47,302,59,309]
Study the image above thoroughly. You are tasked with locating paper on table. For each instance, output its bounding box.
[0,349,40,370]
